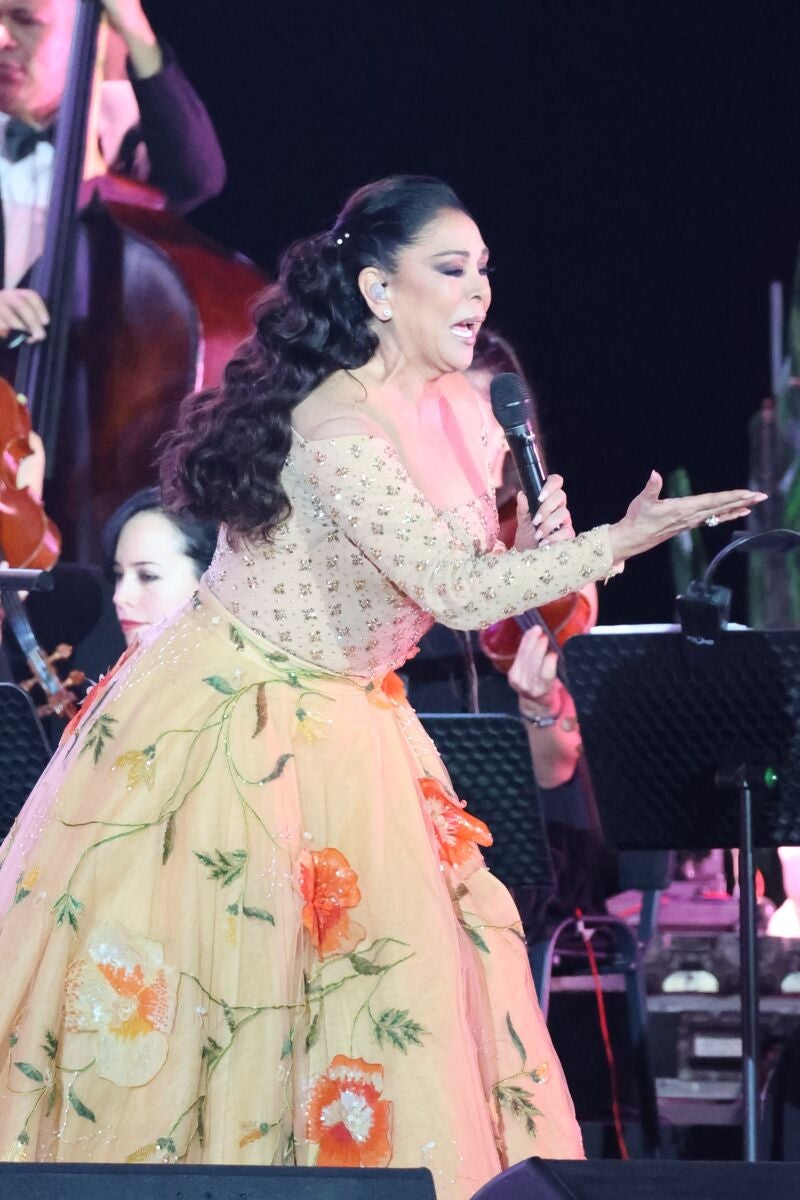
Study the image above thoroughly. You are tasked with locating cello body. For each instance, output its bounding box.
[45,178,266,558]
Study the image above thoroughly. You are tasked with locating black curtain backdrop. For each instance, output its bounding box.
[146,0,800,623]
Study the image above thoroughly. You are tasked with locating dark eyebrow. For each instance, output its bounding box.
[431,248,489,258]
[114,560,162,569]
[429,247,490,260]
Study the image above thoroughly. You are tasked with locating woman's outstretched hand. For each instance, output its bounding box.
[608,470,767,563]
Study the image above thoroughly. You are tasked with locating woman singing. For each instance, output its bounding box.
[0,176,762,1196]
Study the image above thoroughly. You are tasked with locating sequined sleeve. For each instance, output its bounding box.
[297,436,615,630]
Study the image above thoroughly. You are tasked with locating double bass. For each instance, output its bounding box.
[5,0,265,562]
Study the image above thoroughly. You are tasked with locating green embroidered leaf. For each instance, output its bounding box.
[202,1037,225,1072]
[68,1088,96,1122]
[230,624,245,651]
[126,1142,159,1164]
[242,906,275,924]
[53,890,84,933]
[14,1061,44,1083]
[262,753,293,783]
[264,651,289,663]
[80,714,119,765]
[222,1002,237,1035]
[305,1010,321,1050]
[506,1012,527,1069]
[464,924,490,954]
[493,1084,543,1136]
[196,1096,206,1147]
[350,953,386,976]
[14,888,30,904]
[162,814,176,865]
[17,1130,30,1146]
[226,901,240,916]
[280,1031,294,1060]
[46,1081,62,1117]
[283,1131,297,1163]
[156,1136,177,1155]
[373,1008,428,1053]
[203,675,236,695]
[193,848,247,888]
[253,684,268,737]
[8,1032,18,1048]
[42,1030,58,1061]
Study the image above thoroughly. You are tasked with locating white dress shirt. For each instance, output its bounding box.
[0,81,139,288]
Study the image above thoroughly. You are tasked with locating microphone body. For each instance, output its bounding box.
[489,372,547,515]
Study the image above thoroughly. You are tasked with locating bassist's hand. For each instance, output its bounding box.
[0,289,49,344]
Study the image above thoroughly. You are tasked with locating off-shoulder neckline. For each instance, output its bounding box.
[288,429,494,518]
[291,429,392,449]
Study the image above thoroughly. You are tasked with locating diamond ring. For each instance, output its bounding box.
[705,514,720,528]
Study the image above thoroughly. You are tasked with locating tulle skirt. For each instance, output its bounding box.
[0,584,582,1198]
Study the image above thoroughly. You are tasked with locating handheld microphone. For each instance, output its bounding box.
[489,372,547,515]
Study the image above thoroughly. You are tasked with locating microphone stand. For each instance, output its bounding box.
[0,569,54,593]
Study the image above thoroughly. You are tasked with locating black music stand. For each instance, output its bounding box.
[418,713,554,891]
[0,682,51,843]
[563,629,800,1162]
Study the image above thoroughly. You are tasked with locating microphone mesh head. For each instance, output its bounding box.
[489,372,533,431]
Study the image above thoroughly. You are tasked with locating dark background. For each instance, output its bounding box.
[146,0,800,623]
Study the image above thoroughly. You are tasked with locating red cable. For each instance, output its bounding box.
[574,908,630,1160]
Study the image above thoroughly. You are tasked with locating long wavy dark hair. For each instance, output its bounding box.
[159,175,469,539]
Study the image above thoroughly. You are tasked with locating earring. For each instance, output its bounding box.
[382,307,392,319]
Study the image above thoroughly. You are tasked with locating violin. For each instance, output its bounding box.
[479,494,594,676]
[479,590,594,676]
[0,379,81,717]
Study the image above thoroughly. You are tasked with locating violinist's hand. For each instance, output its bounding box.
[507,626,560,720]
[16,431,46,502]
[99,0,163,79]
[513,474,575,552]
[0,289,49,344]
[609,470,767,563]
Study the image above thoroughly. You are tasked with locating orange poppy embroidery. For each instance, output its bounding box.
[64,922,177,1086]
[295,847,366,958]
[308,1054,392,1167]
[366,671,407,709]
[419,776,493,869]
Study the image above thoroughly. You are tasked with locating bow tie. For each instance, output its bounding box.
[3,117,55,163]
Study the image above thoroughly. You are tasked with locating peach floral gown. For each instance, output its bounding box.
[0,430,616,1198]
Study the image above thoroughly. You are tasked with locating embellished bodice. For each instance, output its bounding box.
[205,434,613,680]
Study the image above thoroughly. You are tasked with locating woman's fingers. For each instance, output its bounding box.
[530,474,575,544]
[611,475,767,562]
[508,625,558,701]
[680,488,765,521]
[536,474,564,508]
[513,490,537,552]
